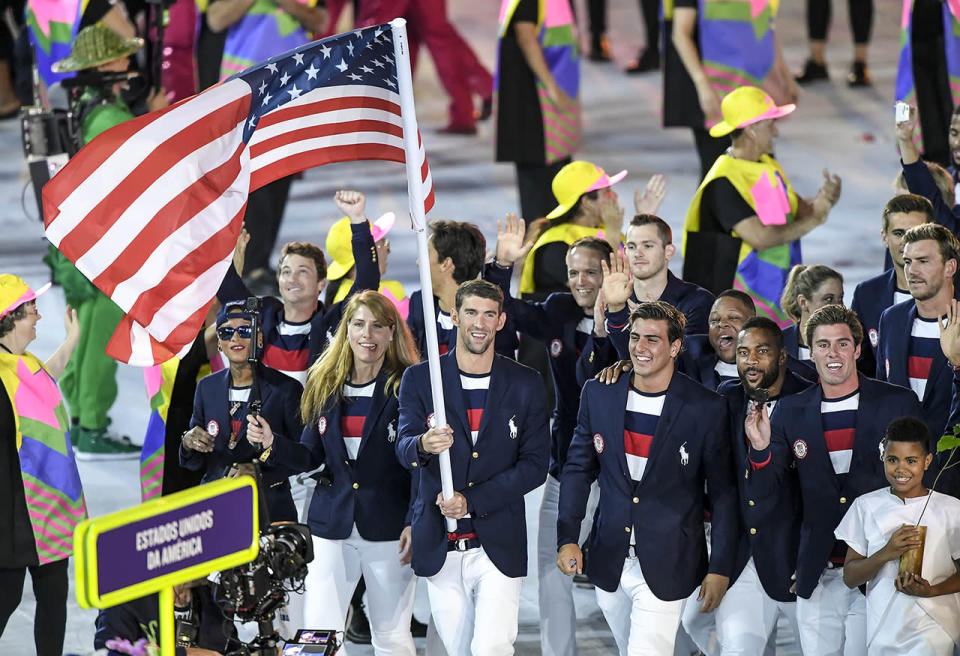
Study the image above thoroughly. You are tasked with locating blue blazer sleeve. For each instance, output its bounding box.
[875,308,891,381]
[604,306,631,360]
[345,221,381,299]
[743,412,793,512]
[557,381,601,548]
[575,334,618,386]
[484,263,552,342]
[217,265,250,305]
[902,159,960,236]
[396,367,429,468]
[179,383,207,471]
[271,421,324,474]
[703,401,738,577]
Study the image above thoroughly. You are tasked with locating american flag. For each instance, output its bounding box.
[42,23,434,366]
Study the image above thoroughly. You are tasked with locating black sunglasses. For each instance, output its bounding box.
[217,325,254,340]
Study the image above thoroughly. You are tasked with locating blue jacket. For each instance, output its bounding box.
[558,371,738,598]
[850,268,897,377]
[781,324,818,382]
[940,368,960,498]
[396,351,549,578]
[603,272,715,357]
[876,297,957,444]
[746,375,921,598]
[718,371,812,602]
[218,222,379,368]
[180,365,303,522]
[484,262,594,477]
[269,371,413,541]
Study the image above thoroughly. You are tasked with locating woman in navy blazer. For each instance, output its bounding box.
[780,264,843,380]
[179,301,303,522]
[251,291,420,655]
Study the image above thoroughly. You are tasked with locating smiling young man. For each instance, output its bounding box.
[396,280,549,655]
[484,217,612,656]
[713,317,811,654]
[850,194,934,375]
[602,214,715,336]
[744,305,921,656]
[218,190,380,385]
[676,290,756,390]
[875,223,960,443]
[557,301,737,655]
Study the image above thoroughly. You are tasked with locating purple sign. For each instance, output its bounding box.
[96,485,254,596]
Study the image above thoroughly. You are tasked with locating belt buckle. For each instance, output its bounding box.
[455,537,470,552]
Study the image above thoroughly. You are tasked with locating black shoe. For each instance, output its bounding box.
[589,36,611,63]
[847,61,871,87]
[795,58,828,84]
[625,47,659,74]
[410,615,427,638]
[345,601,372,644]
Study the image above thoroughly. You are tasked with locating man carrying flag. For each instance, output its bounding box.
[44,23,167,459]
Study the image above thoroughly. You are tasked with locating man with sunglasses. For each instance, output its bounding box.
[180,302,304,523]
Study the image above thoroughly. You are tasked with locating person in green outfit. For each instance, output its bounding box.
[43,23,168,460]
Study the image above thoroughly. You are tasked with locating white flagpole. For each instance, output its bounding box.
[390,18,456,532]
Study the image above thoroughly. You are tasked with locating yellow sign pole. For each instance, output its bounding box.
[159,585,175,656]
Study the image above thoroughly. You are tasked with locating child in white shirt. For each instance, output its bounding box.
[835,416,960,655]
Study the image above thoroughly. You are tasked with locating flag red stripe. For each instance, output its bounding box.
[250,143,406,190]
[249,119,404,159]
[43,104,184,223]
[56,97,250,258]
[92,143,247,297]
[125,212,243,334]
[256,95,401,130]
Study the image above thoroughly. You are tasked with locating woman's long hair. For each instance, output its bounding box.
[300,290,419,423]
[779,264,843,323]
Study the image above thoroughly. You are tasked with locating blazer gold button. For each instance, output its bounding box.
[625,526,631,533]
[352,483,359,489]
[750,528,757,535]
[411,462,418,467]
[472,451,479,459]
[468,482,474,487]
[632,497,639,503]
[748,500,755,506]
[840,496,847,504]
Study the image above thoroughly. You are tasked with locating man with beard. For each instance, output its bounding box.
[876,223,960,443]
[557,301,737,655]
[396,280,549,655]
[745,305,921,655]
[713,317,811,654]
[484,218,609,656]
[601,214,715,336]
[851,194,934,376]
[680,290,756,390]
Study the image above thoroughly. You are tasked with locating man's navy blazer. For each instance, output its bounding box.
[269,371,413,541]
[850,268,897,376]
[781,324,818,382]
[745,375,921,598]
[718,371,812,602]
[180,365,304,522]
[484,262,594,477]
[396,351,549,578]
[557,371,738,599]
[876,297,956,444]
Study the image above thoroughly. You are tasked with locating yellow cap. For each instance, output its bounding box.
[709,86,796,137]
[325,212,396,280]
[0,275,50,319]
[545,161,627,220]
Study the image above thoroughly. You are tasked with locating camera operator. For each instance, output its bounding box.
[179,301,303,522]
[93,578,237,655]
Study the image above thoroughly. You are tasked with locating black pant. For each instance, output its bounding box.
[515,158,570,221]
[0,559,69,656]
[913,34,953,168]
[807,0,874,44]
[588,0,659,51]
[242,174,295,273]
[692,128,729,181]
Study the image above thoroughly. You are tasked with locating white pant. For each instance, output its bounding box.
[425,546,522,655]
[537,474,599,656]
[680,587,719,656]
[715,558,798,655]
[595,557,687,656]
[304,529,416,656]
[796,568,866,656]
